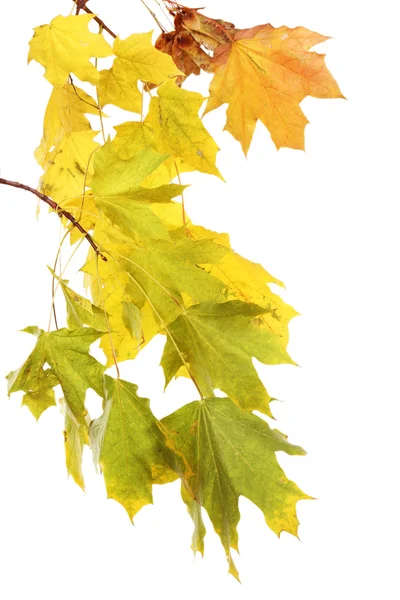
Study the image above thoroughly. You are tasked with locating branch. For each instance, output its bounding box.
[75,0,87,15]
[0,178,107,262]
[72,0,117,38]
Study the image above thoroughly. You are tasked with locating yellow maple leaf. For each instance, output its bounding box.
[147,80,222,178]
[98,32,183,113]
[28,14,113,87]
[205,24,344,153]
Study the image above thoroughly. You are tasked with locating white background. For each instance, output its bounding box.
[0,0,399,597]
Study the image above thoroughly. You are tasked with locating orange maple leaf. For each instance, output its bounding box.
[204,24,345,153]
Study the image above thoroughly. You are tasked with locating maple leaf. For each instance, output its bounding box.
[162,396,310,578]
[113,121,195,185]
[40,130,99,201]
[28,14,113,87]
[205,24,344,152]
[92,141,186,242]
[90,377,178,521]
[146,80,222,178]
[161,300,294,415]
[35,83,101,167]
[7,327,106,487]
[187,225,298,347]
[98,32,183,113]
[118,234,229,327]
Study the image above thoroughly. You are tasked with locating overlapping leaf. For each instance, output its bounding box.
[146,80,222,178]
[92,141,185,242]
[40,130,99,201]
[98,32,183,112]
[161,300,294,415]
[113,121,194,185]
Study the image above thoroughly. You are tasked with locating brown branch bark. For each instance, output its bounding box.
[0,178,107,262]
[72,0,117,38]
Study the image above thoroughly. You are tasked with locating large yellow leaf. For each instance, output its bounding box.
[98,32,183,113]
[28,14,113,87]
[205,24,344,153]
[147,80,222,178]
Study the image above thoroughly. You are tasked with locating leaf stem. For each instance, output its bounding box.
[0,177,107,262]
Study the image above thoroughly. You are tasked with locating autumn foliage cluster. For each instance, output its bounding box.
[3,0,342,579]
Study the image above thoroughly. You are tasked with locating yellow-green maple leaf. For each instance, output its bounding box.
[28,14,113,87]
[113,121,194,186]
[98,32,183,113]
[89,377,178,520]
[161,300,294,415]
[35,83,101,166]
[147,80,222,178]
[7,327,106,488]
[205,24,344,153]
[162,396,309,579]
[92,141,185,242]
[118,236,229,327]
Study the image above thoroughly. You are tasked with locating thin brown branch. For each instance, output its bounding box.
[72,1,117,38]
[0,178,107,262]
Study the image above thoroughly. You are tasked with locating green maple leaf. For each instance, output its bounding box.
[119,235,229,326]
[90,377,178,520]
[7,327,106,487]
[92,141,186,242]
[162,396,310,579]
[161,300,294,415]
